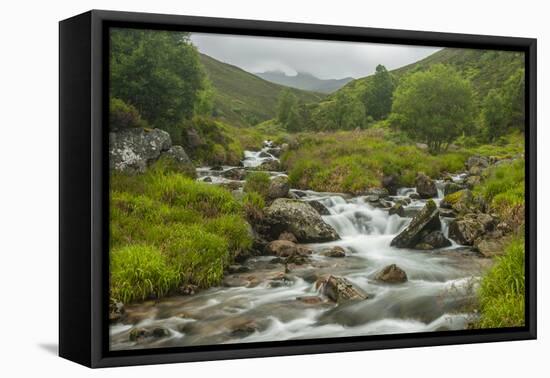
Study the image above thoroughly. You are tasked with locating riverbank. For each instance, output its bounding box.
[109,133,524,350]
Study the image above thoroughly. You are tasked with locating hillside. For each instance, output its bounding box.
[337,48,524,105]
[199,54,326,127]
[255,71,353,94]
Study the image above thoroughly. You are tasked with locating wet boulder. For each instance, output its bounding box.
[264,199,340,243]
[221,168,246,180]
[109,128,172,174]
[266,147,282,157]
[316,275,368,303]
[256,159,280,171]
[382,175,400,195]
[448,213,495,245]
[278,231,298,243]
[416,230,452,249]
[264,240,312,258]
[268,176,290,200]
[363,188,390,198]
[320,246,346,258]
[306,199,331,216]
[375,264,408,283]
[391,200,441,248]
[415,173,438,198]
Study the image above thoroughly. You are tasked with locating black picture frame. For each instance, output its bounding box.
[59,9,537,368]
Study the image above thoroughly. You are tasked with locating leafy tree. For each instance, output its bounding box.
[276,88,297,125]
[364,64,394,120]
[313,91,366,131]
[501,68,525,130]
[110,28,205,140]
[481,89,508,141]
[390,64,474,152]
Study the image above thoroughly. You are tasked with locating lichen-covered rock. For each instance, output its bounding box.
[443,182,464,196]
[375,264,408,283]
[466,155,489,174]
[268,176,290,200]
[449,213,495,245]
[440,189,486,215]
[278,231,298,243]
[264,199,340,243]
[256,159,280,171]
[415,173,438,198]
[158,145,195,177]
[316,275,368,303]
[109,128,172,174]
[391,200,441,248]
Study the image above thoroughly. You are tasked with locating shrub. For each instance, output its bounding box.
[475,235,525,328]
[242,191,265,222]
[244,171,271,199]
[109,97,146,130]
[110,244,179,303]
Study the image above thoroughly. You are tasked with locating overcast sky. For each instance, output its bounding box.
[190,33,441,80]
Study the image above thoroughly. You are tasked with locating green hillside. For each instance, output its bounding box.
[338,48,524,105]
[199,53,326,127]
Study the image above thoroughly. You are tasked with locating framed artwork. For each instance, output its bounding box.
[59,10,536,368]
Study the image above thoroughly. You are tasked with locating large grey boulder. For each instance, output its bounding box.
[375,264,408,283]
[109,128,172,174]
[264,199,340,243]
[268,176,290,200]
[466,155,489,175]
[415,173,438,198]
[391,200,441,248]
[448,213,495,245]
[440,189,486,215]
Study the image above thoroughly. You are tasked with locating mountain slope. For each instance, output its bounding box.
[337,48,524,104]
[199,54,326,127]
[255,71,353,94]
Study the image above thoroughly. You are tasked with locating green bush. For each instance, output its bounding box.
[110,244,179,303]
[109,97,147,130]
[242,191,265,222]
[244,171,271,198]
[475,235,525,328]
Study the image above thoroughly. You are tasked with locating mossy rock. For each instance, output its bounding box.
[440,189,486,215]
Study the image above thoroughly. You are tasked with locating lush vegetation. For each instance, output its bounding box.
[110,161,252,303]
[199,53,324,127]
[475,235,525,328]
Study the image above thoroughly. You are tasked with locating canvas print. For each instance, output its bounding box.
[108,28,526,351]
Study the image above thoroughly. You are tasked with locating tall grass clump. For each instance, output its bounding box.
[475,235,525,328]
[110,244,180,303]
[110,160,253,304]
[243,171,271,199]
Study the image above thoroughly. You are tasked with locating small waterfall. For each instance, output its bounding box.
[242,148,279,168]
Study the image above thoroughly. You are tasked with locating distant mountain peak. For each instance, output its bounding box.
[255,70,354,94]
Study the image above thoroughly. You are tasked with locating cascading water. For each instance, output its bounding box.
[110,147,486,351]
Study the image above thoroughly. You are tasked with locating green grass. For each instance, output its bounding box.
[199,53,325,127]
[243,171,271,199]
[110,161,252,303]
[475,235,525,328]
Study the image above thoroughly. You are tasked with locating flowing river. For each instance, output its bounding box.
[110,143,490,350]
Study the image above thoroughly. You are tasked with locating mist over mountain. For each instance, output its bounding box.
[255,71,354,94]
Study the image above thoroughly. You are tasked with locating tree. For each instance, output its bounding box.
[501,68,525,131]
[313,91,366,131]
[110,29,206,140]
[481,89,507,141]
[364,64,394,120]
[390,64,474,152]
[276,88,297,125]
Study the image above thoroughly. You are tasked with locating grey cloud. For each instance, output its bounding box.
[190,33,441,80]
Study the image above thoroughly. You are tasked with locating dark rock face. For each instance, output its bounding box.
[416,230,452,249]
[306,200,331,216]
[316,275,368,303]
[320,246,346,258]
[382,175,400,195]
[264,199,340,243]
[448,213,495,245]
[415,173,438,199]
[221,168,246,180]
[268,176,290,200]
[391,200,441,248]
[109,128,172,174]
[266,147,282,158]
[375,264,408,283]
